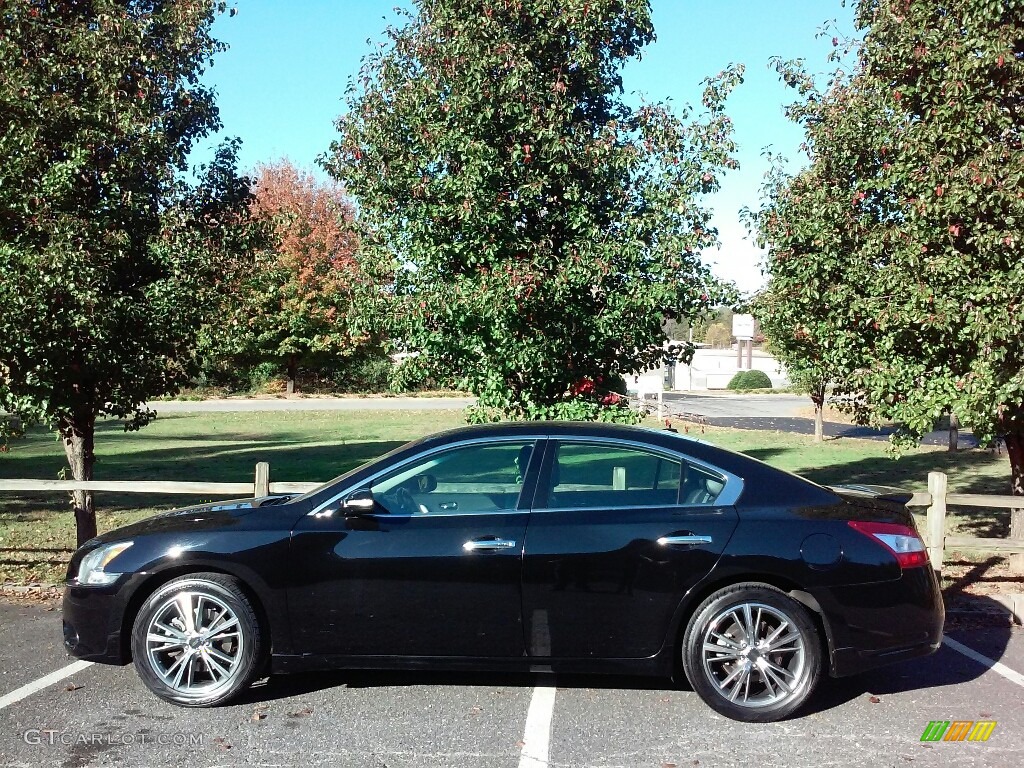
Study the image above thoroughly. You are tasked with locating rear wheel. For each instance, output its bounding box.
[682,583,822,722]
[131,573,263,707]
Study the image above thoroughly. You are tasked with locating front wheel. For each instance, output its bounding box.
[130,573,264,707]
[682,583,822,722]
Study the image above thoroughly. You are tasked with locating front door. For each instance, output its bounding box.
[289,438,543,658]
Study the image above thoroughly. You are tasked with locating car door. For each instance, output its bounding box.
[521,438,741,659]
[288,438,544,659]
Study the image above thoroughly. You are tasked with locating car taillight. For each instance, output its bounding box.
[848,520,929,569]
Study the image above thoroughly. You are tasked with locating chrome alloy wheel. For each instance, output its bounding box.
[144,591,244,698]
[700,601,808,708]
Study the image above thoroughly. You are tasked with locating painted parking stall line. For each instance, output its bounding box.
[518,685,557,768]
[943,635,1024,688]
[0,660,94,710]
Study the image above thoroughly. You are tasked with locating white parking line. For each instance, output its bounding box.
[0,660,94,710]
[518,685,557,768]
[944,635,1024,688]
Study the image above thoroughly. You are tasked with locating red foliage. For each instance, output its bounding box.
[250,161,361,297]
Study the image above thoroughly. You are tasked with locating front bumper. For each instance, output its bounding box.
[62,582,131,665]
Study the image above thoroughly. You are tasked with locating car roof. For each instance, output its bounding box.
[414,420,707,444]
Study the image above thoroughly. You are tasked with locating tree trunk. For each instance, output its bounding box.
[286,355,298,396]
[810,385,825,443]
[60,413,97,547]
[1004,431,1024,576]
[947,412,959,452]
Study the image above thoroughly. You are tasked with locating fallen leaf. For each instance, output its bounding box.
[288,706,314,718]
[251,710,266,722]
[869,696,881,704]
[65,683,83,692]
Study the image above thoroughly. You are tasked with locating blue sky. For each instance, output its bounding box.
[198,1,856,295]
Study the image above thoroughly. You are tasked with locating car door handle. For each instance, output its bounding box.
[463,538,517,552]
[657,535,713,546]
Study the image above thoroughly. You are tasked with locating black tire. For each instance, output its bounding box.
[130,573,264,707]
[682,583,822,722]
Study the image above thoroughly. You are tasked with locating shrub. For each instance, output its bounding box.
[727,370,773,390]
[727,371,747,390]
[741,370,773,390]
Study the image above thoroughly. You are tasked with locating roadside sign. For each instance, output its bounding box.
[732,314,755,339]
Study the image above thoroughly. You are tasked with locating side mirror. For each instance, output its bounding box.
[342,488,377,515]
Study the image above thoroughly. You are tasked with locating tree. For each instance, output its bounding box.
[749,1,1024,562]
[751,277,835,442]
[204,160,367,394]
[325,0,741,420]
[703,322,732,350]
[0,0,241,545]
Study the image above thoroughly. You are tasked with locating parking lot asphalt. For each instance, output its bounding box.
[1,601,1022,768]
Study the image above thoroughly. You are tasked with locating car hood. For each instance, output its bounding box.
[92,496,291,543]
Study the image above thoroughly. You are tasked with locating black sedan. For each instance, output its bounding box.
[62,422,943,722]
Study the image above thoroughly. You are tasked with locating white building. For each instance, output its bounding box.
[629,344,789,393]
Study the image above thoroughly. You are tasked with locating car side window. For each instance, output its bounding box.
[371,440,536,516]
[545,442,725,509]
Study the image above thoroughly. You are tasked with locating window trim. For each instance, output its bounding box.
[530,436,743,512]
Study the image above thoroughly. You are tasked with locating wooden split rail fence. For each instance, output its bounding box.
[0,462,321,500]
[907,471,1024,576]
[2,465,1022,576]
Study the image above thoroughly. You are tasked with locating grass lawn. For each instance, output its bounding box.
[0,409,1016,586]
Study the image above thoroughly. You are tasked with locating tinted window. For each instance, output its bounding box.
[372,441,535,515]
[545,442,725,509]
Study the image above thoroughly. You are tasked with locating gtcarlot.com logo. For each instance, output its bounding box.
[920,721,997,742]
[23,729,203,747]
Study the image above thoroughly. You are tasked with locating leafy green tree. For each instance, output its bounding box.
[749,0,1024,561]
[203,160,367,394]
[325,0,741,420]
[751,281,833,442]
[0,0,242,544]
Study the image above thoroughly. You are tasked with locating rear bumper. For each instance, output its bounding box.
[817,566,944,678]
[831,638,942,677]
[62,582,130,665]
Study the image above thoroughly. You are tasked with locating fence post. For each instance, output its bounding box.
[926,471,947,576]
[254,462,270,498]
[657,390,664,422]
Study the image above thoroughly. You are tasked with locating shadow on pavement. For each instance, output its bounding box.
[232,669,678,708]
[232,589,1015,721]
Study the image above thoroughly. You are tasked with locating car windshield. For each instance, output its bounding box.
[288,438,420,504]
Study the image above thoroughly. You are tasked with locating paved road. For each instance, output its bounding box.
[1,601,1022,767]
[144,397,476,413]
[143,393,973,446]
[662,393,809,419]
[659,393,973,447]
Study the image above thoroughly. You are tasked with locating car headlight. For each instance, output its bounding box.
[76,542,134,586]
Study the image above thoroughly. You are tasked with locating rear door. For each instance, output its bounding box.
[521,439,740,659]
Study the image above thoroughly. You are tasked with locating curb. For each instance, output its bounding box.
[943,593,1024,626]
